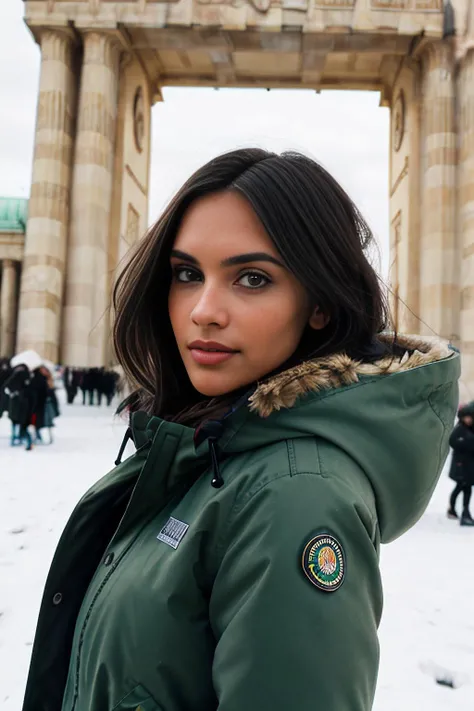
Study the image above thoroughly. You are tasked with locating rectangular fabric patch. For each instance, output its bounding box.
[157,517,189,549]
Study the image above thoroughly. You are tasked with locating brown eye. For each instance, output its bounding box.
[173,267,202,283]
[238,272,270,289]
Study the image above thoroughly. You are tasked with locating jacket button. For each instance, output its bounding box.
[52,592,63,605]
[104,552,114,566]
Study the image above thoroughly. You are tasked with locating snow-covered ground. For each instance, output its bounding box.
[1,390,473,710]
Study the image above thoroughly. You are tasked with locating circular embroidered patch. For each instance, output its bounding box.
[301,534,345,592]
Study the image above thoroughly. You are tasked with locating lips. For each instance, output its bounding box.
[188,340,238,353]
[188,341,239,366]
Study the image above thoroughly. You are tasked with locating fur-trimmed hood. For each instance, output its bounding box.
[221,334,460,543]
[249,334,454,418]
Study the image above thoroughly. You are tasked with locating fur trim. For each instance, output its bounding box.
[248,334,453,418]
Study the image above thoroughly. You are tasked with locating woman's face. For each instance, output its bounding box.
[168,191,326,397]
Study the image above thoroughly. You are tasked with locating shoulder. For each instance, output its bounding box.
[224,437,376,532]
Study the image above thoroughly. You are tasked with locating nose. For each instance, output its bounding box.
[190,282,229,328]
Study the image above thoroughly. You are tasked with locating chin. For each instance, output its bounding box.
[188,370,246,398]
[191,378,236,398]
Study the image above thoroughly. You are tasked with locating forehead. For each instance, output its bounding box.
[173,191,278,256]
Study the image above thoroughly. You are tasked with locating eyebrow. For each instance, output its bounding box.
[170,249,285,269]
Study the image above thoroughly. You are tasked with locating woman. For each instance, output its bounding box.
[30,366,49,442]
[32,365,60,444]
[447,403,474,525]
[3,363,35,450]
[22,149,459,711]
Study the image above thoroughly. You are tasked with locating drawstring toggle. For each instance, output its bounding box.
[209,438,224,488]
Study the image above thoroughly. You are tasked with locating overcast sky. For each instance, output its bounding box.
[0,2,390,275]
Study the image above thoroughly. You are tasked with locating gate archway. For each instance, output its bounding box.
[17,0,474,391]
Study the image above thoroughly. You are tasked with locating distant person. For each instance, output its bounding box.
[32,366,60,444]
[3,364,35,450]
[95,367,106,406]
[22,149,460,711]
[30,366,48,442]
[85,368,96,405]
[447,403,474,525]
[102,369,118,406]
[78,368,93,405]
[63,366,78,404]
[77,368,87,405]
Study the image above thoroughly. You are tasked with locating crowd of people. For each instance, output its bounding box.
[0,359,60,450]
[0,360,122,451]
[62,367,122,406]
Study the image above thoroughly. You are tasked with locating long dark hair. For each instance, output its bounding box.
[113,148,391,424]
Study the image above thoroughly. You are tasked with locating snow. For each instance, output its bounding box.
[1,390,473,710]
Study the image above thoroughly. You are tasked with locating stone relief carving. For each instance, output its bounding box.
[43,0,442,9]
[392,90,405,153]
[194,0,440,10]
[392,210,402,244]
[196,0,273,11]
[389,210,402,328]
[196,0,352,8]
[390,156,409,196]
[370,0,441,9]
[126,204,140,245]
[133,87,145,153]
[51,0,441,10]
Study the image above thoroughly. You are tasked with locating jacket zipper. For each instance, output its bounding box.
[69,514,152,711]
[69,480,194,711]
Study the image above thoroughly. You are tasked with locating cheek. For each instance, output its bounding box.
[243,294,308,347]
[168,289,185,339]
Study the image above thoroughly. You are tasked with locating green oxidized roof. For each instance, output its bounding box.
[0,197,28,233]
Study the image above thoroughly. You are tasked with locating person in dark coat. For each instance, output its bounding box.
[3,364,36,450]
[72,369,82,400]
[63,367,78,404]
[447,402,474,525]
[31,367,49,440]
[82,369,95,405]
[34,366,60,443]
[101,370,118,406]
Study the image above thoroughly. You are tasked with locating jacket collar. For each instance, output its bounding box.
[248,334,454,418]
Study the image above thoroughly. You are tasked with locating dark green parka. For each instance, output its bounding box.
[22,335,459,711]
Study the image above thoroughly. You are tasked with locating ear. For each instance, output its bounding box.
[308,307,329,331]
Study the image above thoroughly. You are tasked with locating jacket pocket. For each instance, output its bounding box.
[112,683,161,711]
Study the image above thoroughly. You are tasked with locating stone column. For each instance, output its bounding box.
[459,49,474,392]
[16,29,77,363]
[1,260,18,358]
[419,41,457,339]
[62,32,121,367]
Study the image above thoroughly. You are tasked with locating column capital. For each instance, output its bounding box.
[37,26,79,47]
[81,30,126,53]
[2,258,15,269]
[80,30,125,71]
[37,27,79,66]
[418,39,454,73]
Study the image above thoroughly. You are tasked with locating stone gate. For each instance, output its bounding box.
[14,0,474,393]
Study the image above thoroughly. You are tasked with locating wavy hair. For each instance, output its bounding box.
[113,148,391,424]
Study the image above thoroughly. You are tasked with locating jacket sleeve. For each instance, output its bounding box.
[210,471,382,711]
[449,425,474,453]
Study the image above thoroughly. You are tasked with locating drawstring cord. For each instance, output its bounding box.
[195,419,226,488]
[115,427,132,466]
[209,438,224,488]
[115,426,224,487]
